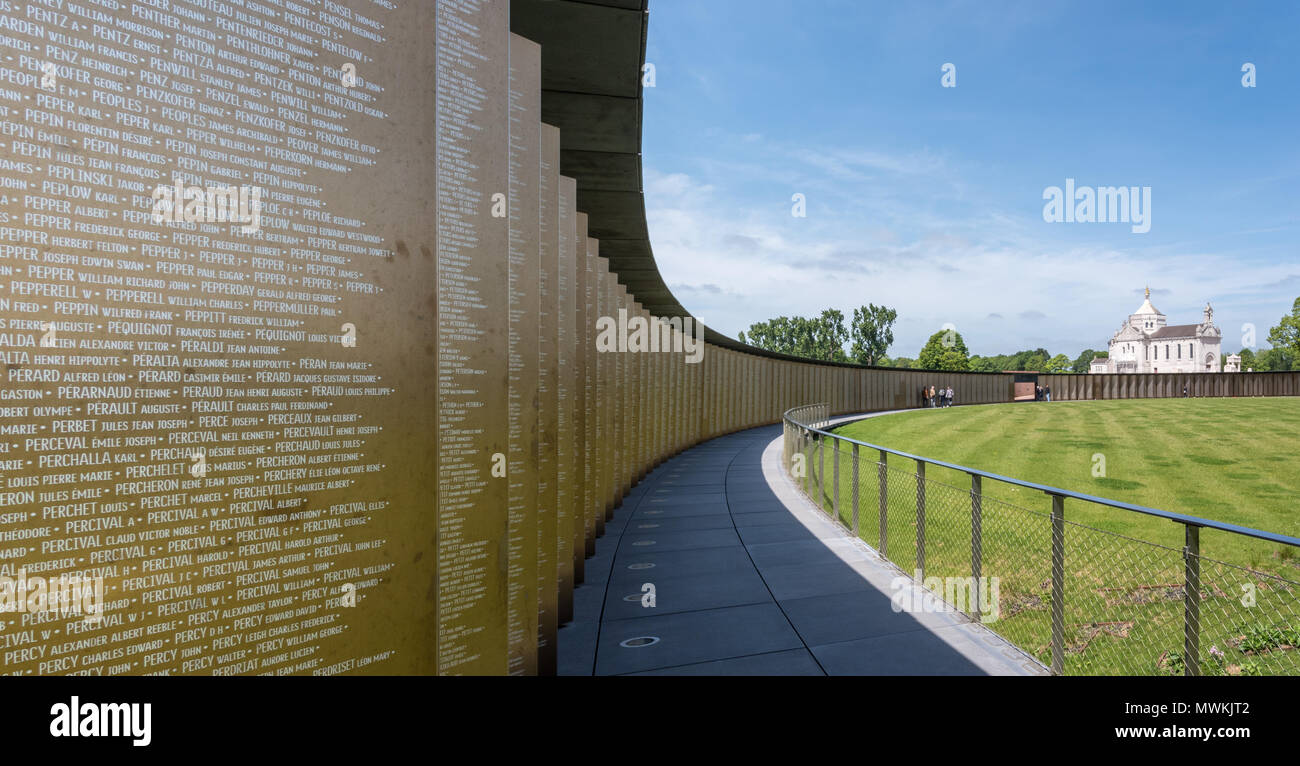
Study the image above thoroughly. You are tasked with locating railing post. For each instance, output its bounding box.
[915,460,926,580]
[970,473,982,616]
[878,449,888,557]
[818,431,825,510]
[832,438,840,522]
[1050,493,1065,675]
[1184,524,1201,677]
[851,443,860,536]
[802,427,810,495]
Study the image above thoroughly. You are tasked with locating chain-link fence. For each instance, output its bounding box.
[784,404,1300,676]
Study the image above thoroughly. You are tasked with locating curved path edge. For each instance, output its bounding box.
[557,415,1049,676]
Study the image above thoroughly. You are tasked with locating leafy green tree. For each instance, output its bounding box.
[917,328,970,371]
[1046,353,1073,373]
[849,304,897,366]
[740,316,804,356]
[891,357,915,369]
[1071,349,1104,373]
[1238,348,1256,371]
[1255,347,1296,372]
[739,310,848,362]
[1010,348,1049,371]
[1264,297,1300,370]
[813,309,849,362]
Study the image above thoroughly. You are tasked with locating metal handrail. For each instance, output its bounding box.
[784,405,1300,549]
[782,402,1300,677]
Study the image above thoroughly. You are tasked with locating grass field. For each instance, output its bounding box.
[835,399,1300,558]
[794,398,1300,675]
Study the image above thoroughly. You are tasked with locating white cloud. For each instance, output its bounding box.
[644,165,1299,357]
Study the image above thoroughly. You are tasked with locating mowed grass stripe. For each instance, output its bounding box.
[831,399,1300,576]
[797,399,1300,675]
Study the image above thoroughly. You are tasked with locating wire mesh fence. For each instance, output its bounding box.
[784,404,1300,676]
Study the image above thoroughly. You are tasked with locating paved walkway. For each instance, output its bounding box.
[557,419,1049,676]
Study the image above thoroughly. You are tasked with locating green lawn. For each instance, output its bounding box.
[835,399,1300,550]
[794,398,1300,675]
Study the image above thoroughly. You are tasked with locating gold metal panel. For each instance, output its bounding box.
[0,1,505,676]
[536,125,561,674]
[505,34,540,676]
[433,1,512,675]
[575,213,592,569]
[555,175,577,622]
[592,247,608,539]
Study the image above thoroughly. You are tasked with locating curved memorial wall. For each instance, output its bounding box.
[1,0,1296,677]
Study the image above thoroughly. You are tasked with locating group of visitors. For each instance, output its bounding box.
[921,384,954,408]
[1035,385,1052,401]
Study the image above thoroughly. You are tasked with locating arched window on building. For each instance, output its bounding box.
[1165,344,1170,359]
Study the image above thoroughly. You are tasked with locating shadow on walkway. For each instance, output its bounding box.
[558,423,1048,676]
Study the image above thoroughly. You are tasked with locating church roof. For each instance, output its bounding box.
[1132,286,1162,316]
[1149,324,1201,339]
[1132,296,1161,316]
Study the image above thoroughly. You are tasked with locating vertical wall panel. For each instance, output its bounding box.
[616,288,629,498]
[555,176,577,622]
[673,328,683,450]
[634,304,646,482]
[681,333,690,446]
[574,212,591,576]
[639,307,651,475]
[673,345,681,448]
[535,125,561,673]
[436,1,510,675]
[593,252,609,535]
[612,289,622,499]
[505,34,540,676]
[721,350,731,432]
[659,336,668,457]
[590,231,603,548]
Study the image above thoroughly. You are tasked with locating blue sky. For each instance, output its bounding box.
[642,0,1300,359]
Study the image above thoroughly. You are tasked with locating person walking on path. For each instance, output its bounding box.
[946,385,954,408]
[929,385,937,408]
[921,386,929,408]
[1046,384,1052,402]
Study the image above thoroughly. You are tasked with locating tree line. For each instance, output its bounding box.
[1238,297,1300,371]
[736,297,1300,373]
[737,304,897,366]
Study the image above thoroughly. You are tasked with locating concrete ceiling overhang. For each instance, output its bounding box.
[507,0,898,368]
